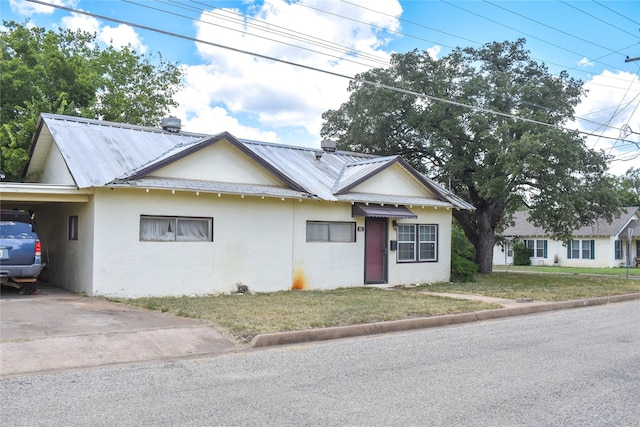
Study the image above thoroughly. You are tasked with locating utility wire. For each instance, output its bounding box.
[561,0,640,38]
[340,0,639,89]
[124,0,388,68]
[593,0,640,27]
[24,0,640,150]
[184,0,390,65]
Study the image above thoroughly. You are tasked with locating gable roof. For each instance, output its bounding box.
[26,113,474,209]
[502,207,640,238]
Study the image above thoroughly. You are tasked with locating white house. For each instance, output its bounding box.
[493,207,640,268]
[0,113,473,297]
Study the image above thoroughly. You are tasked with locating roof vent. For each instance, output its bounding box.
[161,117,181,133]
[321,139,336,152]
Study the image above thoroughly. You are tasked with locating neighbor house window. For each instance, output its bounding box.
[567,239,594,259]
[306,221,355,242]
[397,224,438,262]
[140,216,212,242]
[525,239,547,258]
[614,240,623,260]
[68,216,78,241]
[506,242,513,258]
[636,241,640,258]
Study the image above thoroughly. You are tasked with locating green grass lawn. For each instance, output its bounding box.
[493,265,640,277]
[116,271,639,344]
[424,272,640,301]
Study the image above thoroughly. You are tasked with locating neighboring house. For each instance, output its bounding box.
[493,207,640,268]
[0,113,473,297]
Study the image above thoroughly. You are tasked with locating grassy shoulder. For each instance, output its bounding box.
[424,272,640,301]
[492,265,640,277]
[116,272,639,344]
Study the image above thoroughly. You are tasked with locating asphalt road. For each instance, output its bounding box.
[2,300,639,426]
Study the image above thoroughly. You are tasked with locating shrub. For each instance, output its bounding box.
[512,240,531,266]
[451,253,478,282]
[450,223,477,282]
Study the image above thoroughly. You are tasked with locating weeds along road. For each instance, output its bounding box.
[3,300,639,426]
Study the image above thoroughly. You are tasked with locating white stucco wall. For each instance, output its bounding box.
[291,201,365,290]
[85,188,455,297]
[388,207,453,284]
[34,200,95,295]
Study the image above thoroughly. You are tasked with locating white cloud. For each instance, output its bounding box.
[577,57,594,67]
[9,0,77,16]
[60,11,99,34]
[59,13,147,53]
[574,70,640,175]
[98,24,147,53]
[174,0,402,146]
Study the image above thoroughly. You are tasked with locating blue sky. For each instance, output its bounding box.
[2,0,639,175]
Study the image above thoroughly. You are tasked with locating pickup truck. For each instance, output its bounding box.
[0,209,45,292]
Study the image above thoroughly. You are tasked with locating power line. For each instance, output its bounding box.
[124,0,389,69]
[339,0,639,89]
[23,0,640,152]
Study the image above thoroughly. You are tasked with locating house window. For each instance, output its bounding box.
[397,224,438,262]
[140,216,212,242]
[506,242,513,258]
[636,240,640,258]
[525,239,547,258]
[306,221,355,242]
[68,216,78,241]
[614,240,623,260]
[567,239,594,260]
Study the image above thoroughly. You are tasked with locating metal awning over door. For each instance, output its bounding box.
[351,203,417,218]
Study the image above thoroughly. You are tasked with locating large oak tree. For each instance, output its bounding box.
[321,39,620,273]
[1,21,182,181]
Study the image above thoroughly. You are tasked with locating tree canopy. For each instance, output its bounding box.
[615,167,640,206]
[321,39,620,273]
[1,21,183,181]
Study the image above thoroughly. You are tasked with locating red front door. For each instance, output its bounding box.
[365,218,387,284]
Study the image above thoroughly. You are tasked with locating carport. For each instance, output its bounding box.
[1,182,94,293]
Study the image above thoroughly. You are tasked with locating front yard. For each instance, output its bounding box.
[115,270,640,343]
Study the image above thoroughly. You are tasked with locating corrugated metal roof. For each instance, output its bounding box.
[352,203,417,218]
[335,193,453,208]
[502,207,640,238]
[111,177,309,199]
[241,139,375,201]
[333,156,399,194]
[40,114,206,188]
[31,114,474,210]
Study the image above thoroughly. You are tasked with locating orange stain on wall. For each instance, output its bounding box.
[291,269,306,290]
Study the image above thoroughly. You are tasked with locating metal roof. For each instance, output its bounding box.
[36,114,206,188]
[28,114,474,209]
[501,207,640,238]
[351,203,417,219]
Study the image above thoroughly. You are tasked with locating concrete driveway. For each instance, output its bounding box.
[0,285,236,377]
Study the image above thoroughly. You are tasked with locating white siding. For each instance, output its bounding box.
[493,236,631,268]
[40,143,75,185]
[350,164,436,198]
[153,142,287,186]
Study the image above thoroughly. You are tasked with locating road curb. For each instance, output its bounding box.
[249,293,640,348]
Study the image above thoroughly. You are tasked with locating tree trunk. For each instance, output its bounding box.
[474,218,496,274]
[455,206,498,274]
